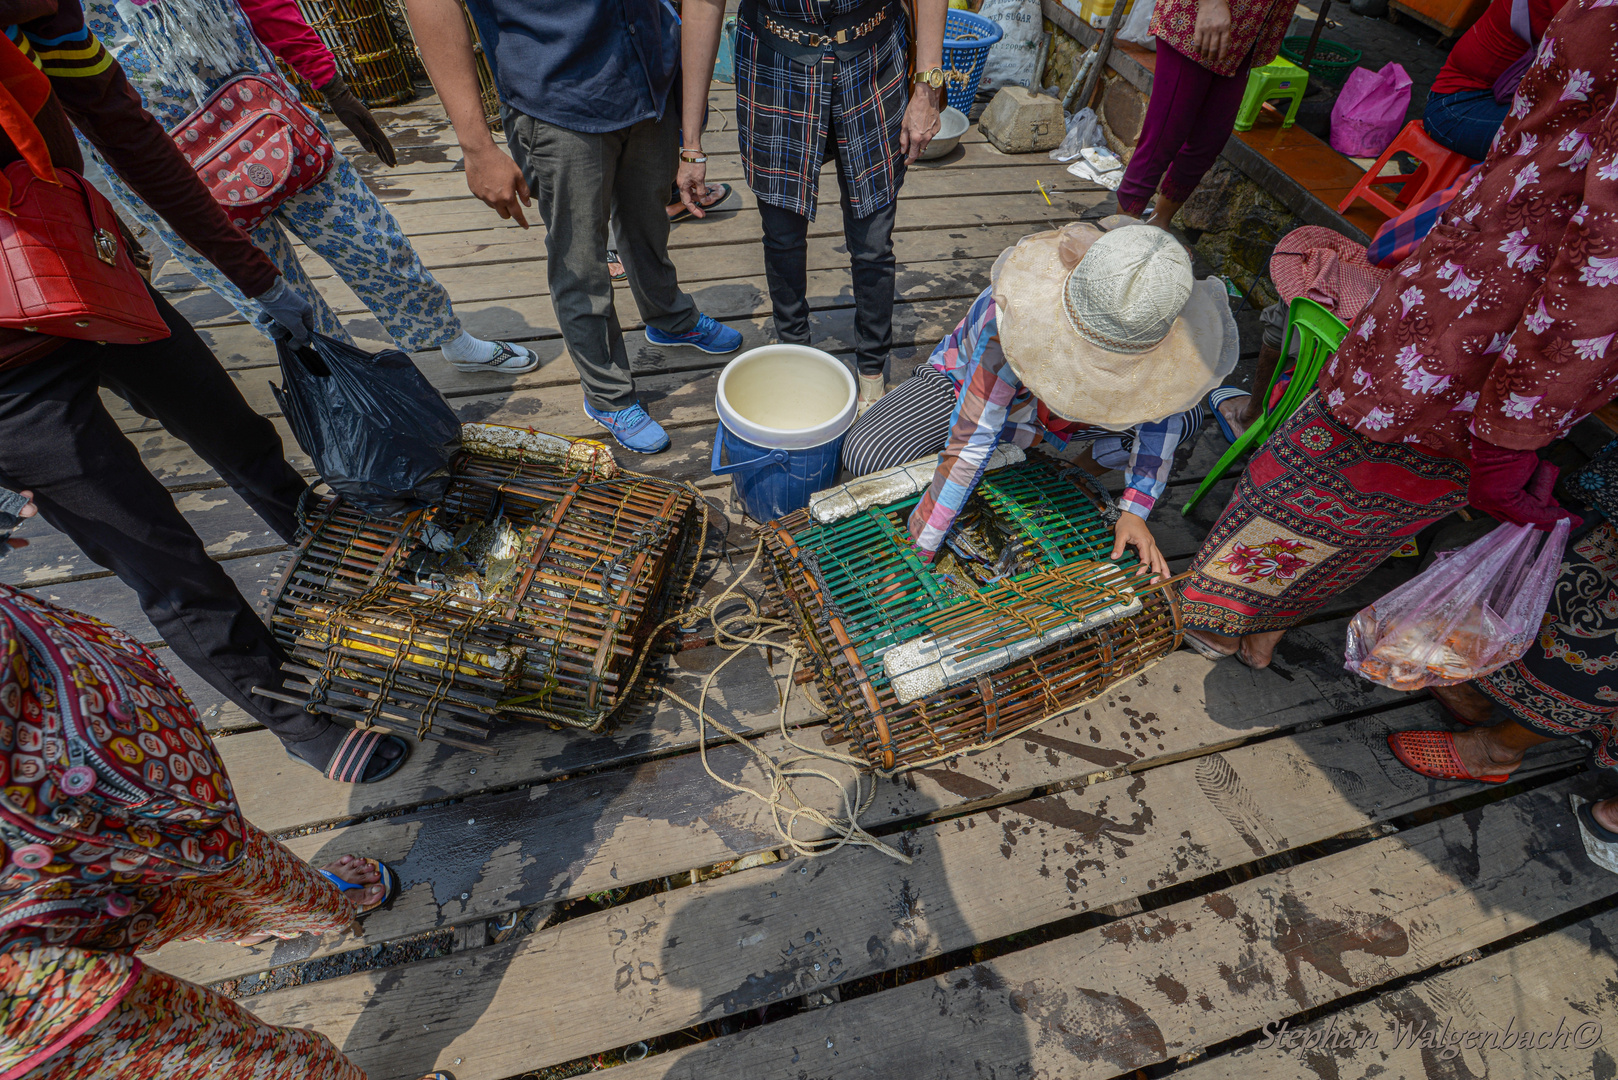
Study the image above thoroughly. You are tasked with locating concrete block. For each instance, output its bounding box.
[979,86,1064,154]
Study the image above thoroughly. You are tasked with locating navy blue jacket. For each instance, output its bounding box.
[464,0,680,133]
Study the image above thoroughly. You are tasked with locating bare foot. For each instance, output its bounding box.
[1449,727,1527,780]
[1184,626,1239,657]
[236,854,384,946]
[1592,797,1618,834]
[1217,394,1252,441]
[1430,681,1494,725]
[1235,630,1286,669]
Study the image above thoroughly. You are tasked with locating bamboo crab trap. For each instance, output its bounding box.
[280,0,415,109]
[760,452,1182,771]
[258,425,703,750]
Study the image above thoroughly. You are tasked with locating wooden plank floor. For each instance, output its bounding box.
[19,91,1618,1080]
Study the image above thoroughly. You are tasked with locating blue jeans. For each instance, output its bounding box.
[1423,89,1508,161]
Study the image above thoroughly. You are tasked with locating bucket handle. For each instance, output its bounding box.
[710,420,791,476]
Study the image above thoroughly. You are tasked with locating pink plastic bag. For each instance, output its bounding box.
[1330,62,1413,158]
[1344,520,1569,691]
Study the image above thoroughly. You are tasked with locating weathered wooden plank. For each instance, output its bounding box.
[226,708,1583,1078]
[2,487,286,587]
[139,270,998,429]
[154,185,1094,303]
[25,549,281,648]
[147,616,1402,985]
[597,775,1613,1080]
[360,141,1081,208]
[1175,907,1618,1079]
[173,251,1003,336]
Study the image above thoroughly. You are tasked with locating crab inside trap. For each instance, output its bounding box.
[759,450,1183,771]
[262,425,703,745]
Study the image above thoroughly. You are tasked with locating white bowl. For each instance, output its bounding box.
[919,106,970,161]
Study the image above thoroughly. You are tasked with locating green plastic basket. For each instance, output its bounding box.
[1279,36,1362,83]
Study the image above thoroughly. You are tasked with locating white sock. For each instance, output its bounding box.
[441,330,499,364]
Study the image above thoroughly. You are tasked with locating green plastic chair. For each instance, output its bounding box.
[1182,297,1351,516]
[1233,57,1309,132]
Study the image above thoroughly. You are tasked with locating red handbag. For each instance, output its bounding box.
[170,73,335,231]
[0,162,170,344]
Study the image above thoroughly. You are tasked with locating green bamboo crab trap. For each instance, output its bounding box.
[760,450,1182,771]
[258,425,703,749]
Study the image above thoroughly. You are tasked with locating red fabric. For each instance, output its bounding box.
[0,34,53,212]
[1430,0,1566,96]
[1466,437,1581,528]
[1269,226,1391,323]
[4,0,278,300]
[1149,0,1293,79]
[0,163,170,342]
[1319,0,1618,462]
[236,0,337,88]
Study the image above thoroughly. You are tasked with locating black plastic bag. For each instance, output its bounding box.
[272,333,461,517]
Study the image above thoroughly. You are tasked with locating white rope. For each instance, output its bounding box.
[656,541,912,865]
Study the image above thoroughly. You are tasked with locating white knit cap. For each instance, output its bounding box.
[993,223,1238,431]
[1063,227,1194,353]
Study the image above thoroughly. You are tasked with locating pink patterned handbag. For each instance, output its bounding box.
[169,73,335,231]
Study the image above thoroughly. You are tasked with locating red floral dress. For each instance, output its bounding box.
[1322,0,1618,461]
[1149,0,1291,77]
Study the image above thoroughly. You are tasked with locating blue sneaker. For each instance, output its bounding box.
[645,313,742,354]
[582,400,671,454]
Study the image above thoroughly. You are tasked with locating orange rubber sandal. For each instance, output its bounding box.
[1387,730,1510,784]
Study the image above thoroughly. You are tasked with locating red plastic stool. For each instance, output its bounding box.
[1337,120,1477,218]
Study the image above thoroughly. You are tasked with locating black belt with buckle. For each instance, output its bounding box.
[738,0,900,65]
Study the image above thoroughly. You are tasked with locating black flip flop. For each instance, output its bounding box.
[668,182,734,222]
[288,727,409,785]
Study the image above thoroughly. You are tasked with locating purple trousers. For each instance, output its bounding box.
[1116,40,1249,217]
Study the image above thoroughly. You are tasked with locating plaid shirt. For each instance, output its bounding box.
[908,288,1196,559]
[734,0,909,220]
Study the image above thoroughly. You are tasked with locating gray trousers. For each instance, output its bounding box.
[505,108,699,411]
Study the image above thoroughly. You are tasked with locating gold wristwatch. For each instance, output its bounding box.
[913,67,946,88]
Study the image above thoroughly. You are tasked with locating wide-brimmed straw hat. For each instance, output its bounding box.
[1269,225,1390,324]
[992,223,1238,431]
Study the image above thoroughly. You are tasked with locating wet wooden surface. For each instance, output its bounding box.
[23,90,1618,1080]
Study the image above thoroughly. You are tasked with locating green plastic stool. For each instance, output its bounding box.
[1233,57,1309,132]
[1182,297,1350,516]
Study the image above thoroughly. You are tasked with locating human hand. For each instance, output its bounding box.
[319,73,397,167]
[464,142,531,228]
[1112,511,1170,582]
[251,277,314,347]
[900,84,942,164]
[676,158,710,218]
[1468,437,1582,530]
[0,489,35,557]
[1193,0,1232,66]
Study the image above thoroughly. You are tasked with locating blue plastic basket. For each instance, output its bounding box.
[942,10,1003,114]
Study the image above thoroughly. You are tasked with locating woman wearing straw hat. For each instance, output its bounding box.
[840,222,1237,577]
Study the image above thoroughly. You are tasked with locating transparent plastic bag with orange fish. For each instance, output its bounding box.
[1344,519,1569,691]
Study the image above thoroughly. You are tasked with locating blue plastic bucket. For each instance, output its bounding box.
[710,345,857,522]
